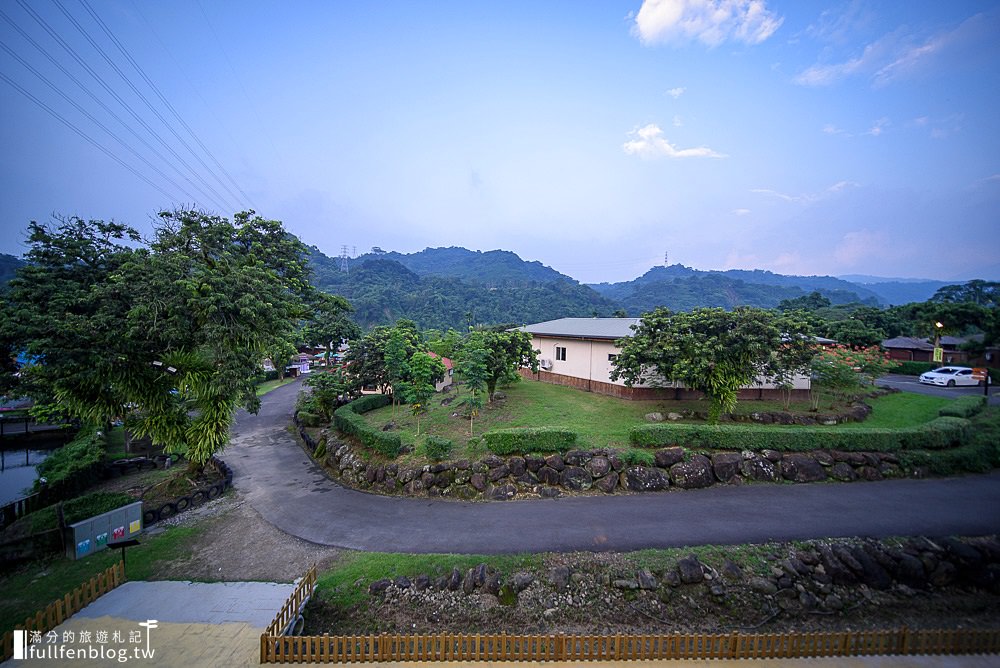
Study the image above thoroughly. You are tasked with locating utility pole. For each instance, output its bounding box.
[339,245,350,273]
[664,251,668,267]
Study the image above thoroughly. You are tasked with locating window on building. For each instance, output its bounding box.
[555,346,567,361]
[608,354,618,362]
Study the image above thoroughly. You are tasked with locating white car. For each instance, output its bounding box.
[918,366,980,387]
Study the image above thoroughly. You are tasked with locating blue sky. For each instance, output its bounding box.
[1,1,998,284]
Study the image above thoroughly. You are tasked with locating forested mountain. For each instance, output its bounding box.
[307,247,618,330]
[355,247,572,286]
[837,275,953,305]
[589,265,877,313]
[0,253,25,287]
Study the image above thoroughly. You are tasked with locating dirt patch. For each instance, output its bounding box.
[147,491,342,583]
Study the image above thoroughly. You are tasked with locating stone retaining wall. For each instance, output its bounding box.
[298,418,909,501]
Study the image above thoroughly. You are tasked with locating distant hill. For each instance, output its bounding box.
[837,275,952,305]
[306,247,618,330]
[590,265,879,313]
[354,247,573,286]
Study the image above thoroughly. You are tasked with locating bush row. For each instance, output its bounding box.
[483,427,577,455]
[423,435,453,461]
[333,394,401,458]
[628,417,972,453]
[28,491,134,534]
[939,395,987,418]
[34,427,107,500]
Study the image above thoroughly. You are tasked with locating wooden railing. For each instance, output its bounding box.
[1,560,126,661]
[261,628,1000,663]
[264,564,317,640]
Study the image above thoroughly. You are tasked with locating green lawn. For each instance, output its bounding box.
[361,380,948,457]
[256,377,298,397]
[0,523,204,635]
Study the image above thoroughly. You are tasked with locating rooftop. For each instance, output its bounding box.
[517,317,641,340]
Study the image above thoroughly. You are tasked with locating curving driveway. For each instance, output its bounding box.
[225,379,1000,554]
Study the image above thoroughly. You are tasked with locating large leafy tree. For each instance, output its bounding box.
[4,211,312,470]
[302,292,359,366]
[343,319,423,395]
[465,329,539,401]
[402,351,446,435]
[455,337,489,435]
[611,307,814,422]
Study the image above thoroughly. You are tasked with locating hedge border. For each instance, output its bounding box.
[333,394,401,458]
[628,416,972,453]
[939,395,987,419]
[483,427,577,455]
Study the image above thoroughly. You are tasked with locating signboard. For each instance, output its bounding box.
[972,368,989,381]
[65,501,143,560]
[933,347,943,363]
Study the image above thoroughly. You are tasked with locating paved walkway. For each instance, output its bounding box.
[2,581,296,667]
[227,379,1000,554]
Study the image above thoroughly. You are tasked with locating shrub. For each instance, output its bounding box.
[628,417,972,453]
[333,395,401,458]
[483,427,577,455]
[297,411,323,428]
[29,491,134,533]
[939,395,987,418]
[895,361,938,376]
[34,427,106,498]
[618,448,656,466]
[423,435,453,461]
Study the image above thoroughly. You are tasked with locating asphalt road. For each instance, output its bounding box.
[225,379,1000,555]
[876,373,999,405]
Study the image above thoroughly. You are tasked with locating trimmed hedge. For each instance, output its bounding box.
[895,361,937,376]
[28,491,134,534]
[939,395,987,418]
[628,417,972,453]
[483,427,577,455]
[423,435,453,462]
[333,394,401,458]
[297,411,324,428]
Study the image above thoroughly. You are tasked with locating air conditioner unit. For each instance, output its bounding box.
[539,359,553,370]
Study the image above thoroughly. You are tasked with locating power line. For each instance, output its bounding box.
[49,0,237,212]
[13,0,231,212]
[78,0,254,211]
[0,71,181,203]
[0,40,201,203]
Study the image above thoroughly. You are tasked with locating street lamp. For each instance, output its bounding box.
[933,322,944,364]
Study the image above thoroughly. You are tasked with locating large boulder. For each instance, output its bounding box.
[780,454,827,483]
[711,452,742,482]
[677,555,705,584]
[623,466,669,492]
[593,474,619,494]
[560,466,593,491]
[670,455,715,489]
[654,447,685,468]
[740,455,779,482]
[586,456,611,478]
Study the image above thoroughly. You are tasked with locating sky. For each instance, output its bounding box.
[1,0,998,285]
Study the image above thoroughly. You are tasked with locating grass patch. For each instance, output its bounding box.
[358,381,950,463]
[313,551,542,609]
[256,377,298,397]
[0,523,204,635]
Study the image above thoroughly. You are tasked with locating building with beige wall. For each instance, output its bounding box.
[517,317,813,400]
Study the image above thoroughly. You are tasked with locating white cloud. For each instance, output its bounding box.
[795,12,995,88]
[822,123,847,136]
[865,117,890,137]
[666,86,686,98]
[751,180,858,203]
[633,0,783,47]
[673,115,684,127]
[732,208,751,216]
[623,124,726,159]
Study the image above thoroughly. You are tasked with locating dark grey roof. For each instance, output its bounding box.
[517,318,640,340]
[882,336,933,350]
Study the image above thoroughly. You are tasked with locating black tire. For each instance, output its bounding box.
[143,509,157,524]
[157,502,177,520]
[947,379,955,387]
[175,496,191,512]
[207,484,222,499]
[191,490,207,505]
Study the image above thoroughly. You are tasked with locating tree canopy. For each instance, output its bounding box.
[611,306,816,422]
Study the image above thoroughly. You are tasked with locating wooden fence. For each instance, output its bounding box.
[1,560,126,661]
[264,564,318,640]
[261,628,1000,663]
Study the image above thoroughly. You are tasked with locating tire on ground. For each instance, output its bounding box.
[157,502,177,520]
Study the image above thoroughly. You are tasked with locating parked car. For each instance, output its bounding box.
[918,366,980,387]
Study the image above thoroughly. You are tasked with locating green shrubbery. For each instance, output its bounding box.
[939,395,987,418]
[483,427,576,455]
[895,361,938,376]
[333,395,401,458]
[628,417,972,453]
[34,427,107,499]
[423,435,453,461]
[29,492,134,534]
